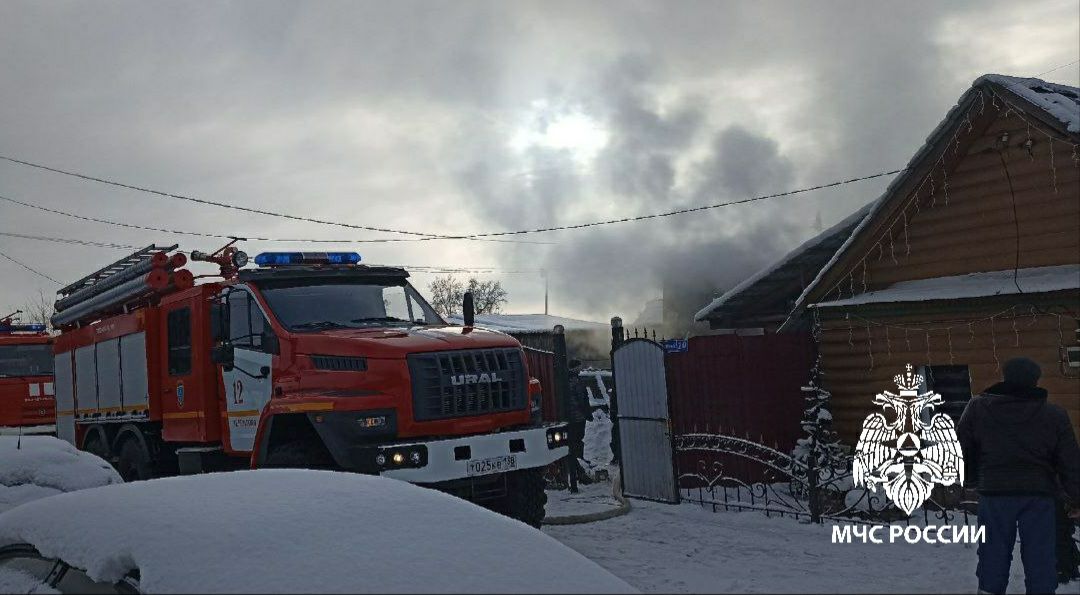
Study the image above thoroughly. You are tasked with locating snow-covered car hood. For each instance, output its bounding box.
[0,436,121,514]
[0,470,637,594]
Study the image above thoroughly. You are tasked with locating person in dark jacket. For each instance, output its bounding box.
[565,359,593,488]
[957,357,1080,595]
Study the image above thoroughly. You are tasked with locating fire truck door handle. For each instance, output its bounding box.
[233,365,270,380]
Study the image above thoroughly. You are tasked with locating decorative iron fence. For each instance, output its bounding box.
[675,432,977,525]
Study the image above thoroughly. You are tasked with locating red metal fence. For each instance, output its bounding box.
[665,333,813,484]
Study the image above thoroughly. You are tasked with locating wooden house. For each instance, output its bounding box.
[786,75,1080,443]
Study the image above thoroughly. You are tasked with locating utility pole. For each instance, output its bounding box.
[541,269,548,315]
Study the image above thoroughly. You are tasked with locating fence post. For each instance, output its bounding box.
[609,316,624,465]
[553,324,577,492]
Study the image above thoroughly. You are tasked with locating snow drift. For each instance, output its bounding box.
[0,469,636,594]
[0,435,121,514]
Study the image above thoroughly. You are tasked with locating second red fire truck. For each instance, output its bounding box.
[0,313,54,432]
[52,243,568,526]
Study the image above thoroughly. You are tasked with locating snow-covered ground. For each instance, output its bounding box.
[0,435,120,514]
[546,481,622,517]
[544,497,1069,594]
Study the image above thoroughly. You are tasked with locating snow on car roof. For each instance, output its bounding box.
[811,264,1080,308]
[0,470,636,594]
[0,436,120,514]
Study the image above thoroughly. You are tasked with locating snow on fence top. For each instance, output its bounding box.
[811,264,1080,308]
[0,469,636,594]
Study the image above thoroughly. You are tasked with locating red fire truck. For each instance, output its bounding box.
[0,313,54,432]
[52,243,567,525]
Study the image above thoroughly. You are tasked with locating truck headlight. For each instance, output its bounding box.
[375,445,427,469]
[546,427,569,449]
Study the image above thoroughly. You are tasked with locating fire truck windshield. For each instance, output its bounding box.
[0,344,53,377]
[259,280,444,332]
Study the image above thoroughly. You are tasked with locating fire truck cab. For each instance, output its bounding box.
[0,315,54,433]
[54,246,567,526]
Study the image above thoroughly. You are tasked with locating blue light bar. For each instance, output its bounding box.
[254,252,362,267]
[0,323,46,333]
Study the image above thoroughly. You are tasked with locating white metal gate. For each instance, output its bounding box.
[614,339,678,503]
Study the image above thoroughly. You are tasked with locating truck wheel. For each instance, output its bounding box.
[506,468,547,529]
[82,433,111,463]
[116,438,154,482]
[263,440,334,469]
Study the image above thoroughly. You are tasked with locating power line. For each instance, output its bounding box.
[452,168,906,238]
[0,230,137,249]
[0,229,543,275]
[0,246,61,284]
[1036,58,1080,77]
[0,153,904,238]
[0,154,456,240]
[0,194,554,245]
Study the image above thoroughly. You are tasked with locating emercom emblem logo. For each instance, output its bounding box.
[853,364,964,515]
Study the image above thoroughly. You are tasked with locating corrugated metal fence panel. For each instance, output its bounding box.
[522,346,560,423]
[618,418,678,502]
[667,333,812,485]
[614,339,678,503]
[615,340,670,420]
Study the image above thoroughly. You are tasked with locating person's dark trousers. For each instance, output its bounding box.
[978,495,1058,594]
[1055,499,1080,585]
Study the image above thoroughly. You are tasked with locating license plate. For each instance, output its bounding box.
[466,454,518,477]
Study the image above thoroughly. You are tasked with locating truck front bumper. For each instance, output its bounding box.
[376,423,568,484]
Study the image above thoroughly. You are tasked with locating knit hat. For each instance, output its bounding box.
[1002,357,1041,388]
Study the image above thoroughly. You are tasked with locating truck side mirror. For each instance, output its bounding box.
[210,295,229,343]
[211,342,235,370]
[463,291,474,327]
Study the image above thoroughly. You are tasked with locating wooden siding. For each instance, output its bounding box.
[812,105,1080,444]
[819,303,1080,444]
[857,111,1080,290]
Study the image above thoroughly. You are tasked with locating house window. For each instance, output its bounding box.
[922,365,972,420]
[167,307,192,376]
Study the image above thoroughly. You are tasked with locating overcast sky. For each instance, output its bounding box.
[1,0,1077,324]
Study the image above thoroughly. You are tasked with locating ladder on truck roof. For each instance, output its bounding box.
[58,244,178,298]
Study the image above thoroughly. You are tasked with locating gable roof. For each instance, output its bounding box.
[694,200,875,322]
[779,74,1080,329]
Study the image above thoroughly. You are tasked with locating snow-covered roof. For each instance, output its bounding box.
[694,202,875,322]
[446,313,609,333]
[781,74,1080,329]
[0,470,636,593]
[812,264,1080,309]
[0,436,120,514]
[979,74,1080,133]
